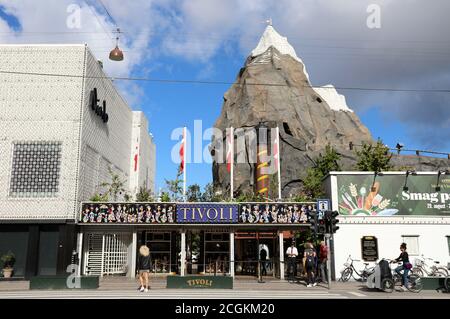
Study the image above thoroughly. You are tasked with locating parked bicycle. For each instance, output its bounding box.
[340,255,375,282]
[387,259,422,293]
[412,255,449,277]
[445,275,450,293]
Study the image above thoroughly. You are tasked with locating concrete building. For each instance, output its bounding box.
[324,171,450,280]
[0,44,155,278]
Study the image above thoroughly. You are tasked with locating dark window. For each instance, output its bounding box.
[316,97,323,103]
[0,230,29,277]
[9,142,62,198]
[283,122,293,136]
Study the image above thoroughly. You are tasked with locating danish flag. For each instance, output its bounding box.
[226,127,234,173]
[179,129,185,173]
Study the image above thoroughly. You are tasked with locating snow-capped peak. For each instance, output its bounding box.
[313,85,353,112]
[251,25,301,62]
[251,25,310,80]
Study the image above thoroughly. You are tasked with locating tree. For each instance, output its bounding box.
[100,167,128,202]
[89,193,108,202]
[201,183,226,202]
[187,184,202,202]
[303,145,341,199]
[165,170,184,201]
[355,139,392,172]
[136,187,153,202]
[160,192,171,202]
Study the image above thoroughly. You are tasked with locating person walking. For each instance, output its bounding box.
[391,242,412,291]
[137,245,152,292]
[260,247,268,276]
[304,242,317,287]
[319,241,328,284]
[286,241,298,282]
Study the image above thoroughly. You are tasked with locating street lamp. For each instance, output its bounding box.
[371,171,384,192]
[403,170,417,192]
[395,143,404,154]
[109,28,124,61]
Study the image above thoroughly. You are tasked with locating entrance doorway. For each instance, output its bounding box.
[234,232,277,277]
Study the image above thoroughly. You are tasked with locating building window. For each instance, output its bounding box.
[283,122,293,136]
[401,235,419,256]
[9,141,62,198]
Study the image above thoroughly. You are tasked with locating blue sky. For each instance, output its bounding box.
[0,1,449,193]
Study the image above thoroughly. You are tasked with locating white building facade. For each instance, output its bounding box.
[0,44,155,278]
[324,171,450,280]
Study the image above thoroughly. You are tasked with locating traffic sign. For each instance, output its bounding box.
[317,199,330,212]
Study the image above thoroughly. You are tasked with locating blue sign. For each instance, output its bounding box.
[317,199,330,212]
[177,203,239,223]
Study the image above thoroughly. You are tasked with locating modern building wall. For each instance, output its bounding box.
[0,44,86,220]
[333,218,450,279]
[77,46,134,204]
[325,172,450,279]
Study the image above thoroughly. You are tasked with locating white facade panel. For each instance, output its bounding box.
[333,219,450,279]
[0,45,86,220]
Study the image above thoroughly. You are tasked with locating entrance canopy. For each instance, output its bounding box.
[79,202,316,226]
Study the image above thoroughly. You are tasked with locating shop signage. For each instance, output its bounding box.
[238,203,312,224]
[167,275,233,289]
[89,88,109,123]
[361,236,378,262]
[176,203,238,223]
[80,203,176,224]
[336,174,450,216]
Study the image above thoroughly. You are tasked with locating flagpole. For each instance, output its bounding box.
[183,127,187,202]
[277,126,282,200]
[230,127,234,200]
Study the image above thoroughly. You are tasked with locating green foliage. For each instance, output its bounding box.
[89,193,109,202]
[235,191,267,203]
[303,145,341,200]
[355,139,392,172]
[160,192,171,202]
[100,167,128,202]
[187,184,202,202]
[201,183,226,202]
[1,251,16,269]
[291,194,312,202]
[165,170,184,201]
[136,187,153,202]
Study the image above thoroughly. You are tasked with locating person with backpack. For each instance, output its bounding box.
[304,242,317,287]
[391,242,412,291]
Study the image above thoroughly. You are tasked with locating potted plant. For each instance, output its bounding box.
[1,251,16,278]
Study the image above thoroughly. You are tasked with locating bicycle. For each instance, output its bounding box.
[339,255,375,282]
[412,255,448,277]
[445,275,450,293]
[388,259,422,293]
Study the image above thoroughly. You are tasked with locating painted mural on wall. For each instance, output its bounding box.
[80,203,176,223]
[238,203,313,224]
[336,175,450,216]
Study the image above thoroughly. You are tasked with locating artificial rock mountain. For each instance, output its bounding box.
[211,26,449,198]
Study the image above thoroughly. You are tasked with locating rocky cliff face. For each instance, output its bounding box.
[211,26,449,198]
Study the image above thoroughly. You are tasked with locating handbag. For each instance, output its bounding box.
[405,262,413,270]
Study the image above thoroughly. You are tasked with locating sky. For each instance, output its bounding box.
[0,0,449,193]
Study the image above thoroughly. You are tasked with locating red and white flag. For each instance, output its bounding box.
[274,127,281,200]
[226,127,234,199]
[226,127,234,173]
[179,129,185,173]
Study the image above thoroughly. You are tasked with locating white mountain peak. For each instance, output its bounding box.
[251,25,302,63]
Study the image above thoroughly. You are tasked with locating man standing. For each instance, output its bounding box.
[319,241,328,284]
[286,241,298,282]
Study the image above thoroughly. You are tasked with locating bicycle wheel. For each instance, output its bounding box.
[434,270,447,277]
[407,275,422,293]
[444,276,450,293]
[381,278,394,293]
[392,274,402,289]
[437,267,449,276]
[412,267,423,277]
[341,268,352,282]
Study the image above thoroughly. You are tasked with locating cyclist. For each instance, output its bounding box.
[391,242,413,291]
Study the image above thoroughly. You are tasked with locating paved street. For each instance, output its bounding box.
[0,277,449,299]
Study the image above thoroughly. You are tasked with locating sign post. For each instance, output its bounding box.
[325,233,331,290]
